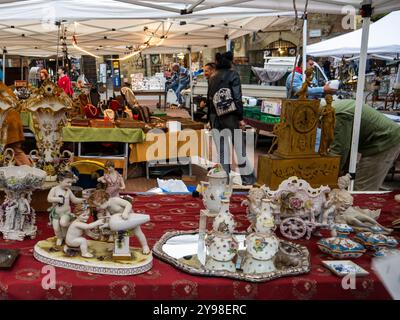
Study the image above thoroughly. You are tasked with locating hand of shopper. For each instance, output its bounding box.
[323,83,337,94]
[239,120,246,130]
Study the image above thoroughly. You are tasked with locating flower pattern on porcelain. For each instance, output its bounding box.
[317,224,366,259]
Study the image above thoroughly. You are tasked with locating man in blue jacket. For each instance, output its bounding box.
[286,56,334,99]
[166,63,190,107]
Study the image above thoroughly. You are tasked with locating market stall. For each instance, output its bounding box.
[0,192,397,300]
[1,0,400,303]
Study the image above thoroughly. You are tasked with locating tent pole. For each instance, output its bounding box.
[348,2,372,191]
[302,12,308,80]
[188,47,194,121]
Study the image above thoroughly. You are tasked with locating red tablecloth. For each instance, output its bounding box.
[0,193,399,300]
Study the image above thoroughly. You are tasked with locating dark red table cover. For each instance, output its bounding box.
[0,192,399,300]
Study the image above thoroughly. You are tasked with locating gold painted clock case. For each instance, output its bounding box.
[274,99,320,158]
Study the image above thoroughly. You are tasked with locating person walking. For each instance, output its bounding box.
[207,51,255,185]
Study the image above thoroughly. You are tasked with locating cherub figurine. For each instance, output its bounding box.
[98,160,125,198]
[64,204,105,258]
[319,95,336,155]
[329,175,393,234]
[89,189,150,254]
[47,171,84,246]
[295,67,314,100]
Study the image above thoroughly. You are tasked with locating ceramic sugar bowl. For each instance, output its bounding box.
[205,233,239,272]
[317,224,366,259]
[242,232,280,274]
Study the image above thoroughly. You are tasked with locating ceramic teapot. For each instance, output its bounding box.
[242,199,280,274]
[200,165,233,215]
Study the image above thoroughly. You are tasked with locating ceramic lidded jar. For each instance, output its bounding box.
[201,165,231,215]
[205,199,238,272]
[242,199,280,274]
[317,224,366,259]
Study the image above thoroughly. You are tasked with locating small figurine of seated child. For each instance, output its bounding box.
[64,203,105,258]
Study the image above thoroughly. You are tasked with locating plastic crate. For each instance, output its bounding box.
[260,114,281,124]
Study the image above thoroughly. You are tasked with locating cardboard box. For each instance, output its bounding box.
[261,98,282,116]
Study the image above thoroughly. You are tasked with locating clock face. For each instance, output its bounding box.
[293,106,317,133]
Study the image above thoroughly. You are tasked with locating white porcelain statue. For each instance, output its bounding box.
[64,204,105,258]
[47,171,85,246]
[0,165,46,240]
[89,189,150,259]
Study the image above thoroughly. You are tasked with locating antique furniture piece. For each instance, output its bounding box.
[257,75,341,188]
[24,81,73,181]
[0,165,46,240]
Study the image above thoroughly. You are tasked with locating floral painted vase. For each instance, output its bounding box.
[317,224,366,259]
[242,199,280,274]
[205,199,238,272]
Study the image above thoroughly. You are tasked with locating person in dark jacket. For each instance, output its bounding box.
[207,51,256,185]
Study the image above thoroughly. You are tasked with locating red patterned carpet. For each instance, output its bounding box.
[0,192,399,300]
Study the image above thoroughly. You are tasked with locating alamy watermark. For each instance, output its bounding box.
[341,5,357,30]
[145,128,255,176]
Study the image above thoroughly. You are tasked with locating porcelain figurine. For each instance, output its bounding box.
[97,160,125,198]
[47,171,85,246]
[0,165,46,241]
[205,199,238,272]
[89,189,150,258]
[200,165,233,215]
[64,204,105,258]
[242,199,280,274]
[330,177,392,234]
[263,176,332,240]
[354,231,399,257]
[241,187,267,232]
[336,206,392,234]
[317,224,366,259]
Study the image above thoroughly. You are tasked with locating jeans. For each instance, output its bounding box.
[209,114,256,185]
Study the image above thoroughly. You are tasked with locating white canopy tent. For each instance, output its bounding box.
[0,0,399,190]
[307,10,400,57]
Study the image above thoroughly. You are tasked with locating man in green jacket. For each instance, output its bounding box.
[329,99,400,191]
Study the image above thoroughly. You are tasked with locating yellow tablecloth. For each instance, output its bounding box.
[62,126,145,143]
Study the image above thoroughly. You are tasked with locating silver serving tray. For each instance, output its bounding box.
[153,230,310,283]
